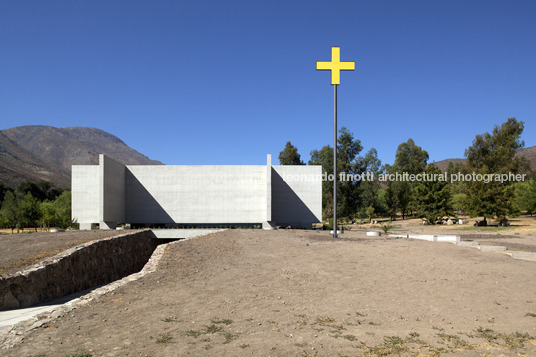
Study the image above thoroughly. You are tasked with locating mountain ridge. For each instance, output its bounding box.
[0,125,163,189]
[2,125,163,170]
[0,131,71,188]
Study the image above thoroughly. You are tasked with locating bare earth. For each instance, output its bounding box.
[0,230,124,276]
[4,229,536,356]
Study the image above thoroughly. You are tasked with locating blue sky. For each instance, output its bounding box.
[1,0,535,166]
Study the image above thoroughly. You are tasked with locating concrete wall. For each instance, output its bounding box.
[72,155,322,229]
[72,165,100,225]
[126,165,267,224]
[271,165,322,228]
[0,230,158,310]
[100,155,126,228]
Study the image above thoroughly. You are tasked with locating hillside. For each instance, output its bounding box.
[516,146,536,171]
[433,146,536,172]
[0,132,71,188]
[432,158,467,171]
[2,126,163,170]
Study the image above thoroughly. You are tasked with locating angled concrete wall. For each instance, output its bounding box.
[271,165,322,228]
[100,155,126,227]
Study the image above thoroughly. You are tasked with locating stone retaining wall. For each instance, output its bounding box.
[0,230,158,310]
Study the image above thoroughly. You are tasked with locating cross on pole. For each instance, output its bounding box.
[316,46,355,238]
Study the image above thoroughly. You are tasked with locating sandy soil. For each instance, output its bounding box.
[4,229,536,356]
[0,230,125,276]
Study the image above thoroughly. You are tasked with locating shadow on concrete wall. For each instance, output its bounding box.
[125,171,174,225]
[271,169,319,228]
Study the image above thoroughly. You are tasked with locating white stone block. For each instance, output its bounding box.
[408,234,436,241]
[435,235,460,242]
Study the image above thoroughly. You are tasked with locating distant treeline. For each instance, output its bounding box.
[0,180,72,233]
[279,117,535,226]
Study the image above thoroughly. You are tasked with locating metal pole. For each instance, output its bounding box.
[333,84,338,238]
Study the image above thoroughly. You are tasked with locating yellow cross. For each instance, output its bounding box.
[316,47,355,85]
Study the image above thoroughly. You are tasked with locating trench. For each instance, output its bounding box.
[0,229,223,311]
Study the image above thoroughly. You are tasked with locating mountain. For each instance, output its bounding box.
[2,126,163,171]
[0,132,71,188]
[433,146,536,172]
[516,146,536,171]
[432,158,467,171]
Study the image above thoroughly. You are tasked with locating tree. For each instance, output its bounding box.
[357,148,384,216]
[394,139,429,174]
[279,141,304,165]
[18,192,42,231]
[386,139,429,219]
[309,127,363,220]
[17,180,53,202]
[465,117,529,174]
[414,164,452,224]
[0,191,20,233]
[465,118,529,221]
[53,191,72,229]
[40,200,56,228]
[0,181,13,204]
[451,193,469,214]
[513,180,536,215]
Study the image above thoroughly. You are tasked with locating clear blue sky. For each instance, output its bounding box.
[1,0,535,166]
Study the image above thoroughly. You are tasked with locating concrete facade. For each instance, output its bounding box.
[72,155,322,229]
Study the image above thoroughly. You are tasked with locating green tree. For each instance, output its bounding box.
[465,117,529,174]
[0,191,20,233]
[278,141,305,165]
[52,191,72,229]
[17,180,53,202]
[364,205,375,221]
[414,164,452,224]
[386,139,429,219]
[450,193,469,214]
[465,118,529,222]
[40,200,56,228]
[0,181,13,204]
[513,179,536,215]
[357,148,384,216]
[19,192,42,231]
[309,127,363,220]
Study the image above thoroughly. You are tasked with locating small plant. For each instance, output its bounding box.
[186,329,203,338]
[223,332,238,344]
[343,334,357,341]
[239,344,250,349]
[314,316,335,325]
[380,223,394,234]
[368,336,407,356]
[204,324,223,334]
[437,333,472,349]
[525,312,536,317]
[156,333,173,344]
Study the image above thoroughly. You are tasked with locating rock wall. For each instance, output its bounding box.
[0,230,158,310]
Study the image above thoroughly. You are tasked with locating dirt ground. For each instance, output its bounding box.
[3,229,536,356]
[0,230,124,276]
